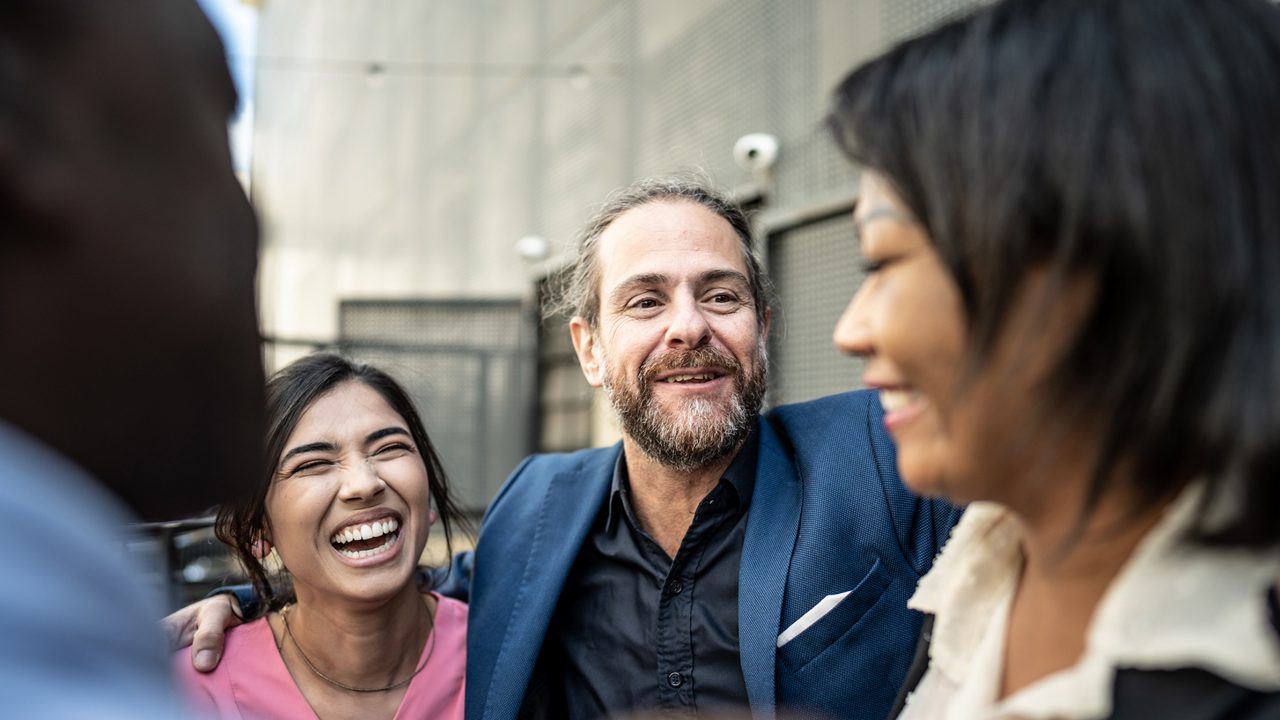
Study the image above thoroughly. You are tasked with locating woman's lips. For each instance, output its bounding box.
[878,388,927,431]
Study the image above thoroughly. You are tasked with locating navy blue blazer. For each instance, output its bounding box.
[449,390,960,720]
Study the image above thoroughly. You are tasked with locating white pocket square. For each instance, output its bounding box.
[776,590,853,647]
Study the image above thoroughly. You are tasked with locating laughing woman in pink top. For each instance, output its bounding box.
[174,354,469,719]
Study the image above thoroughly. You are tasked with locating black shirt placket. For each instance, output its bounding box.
[648,485,734,713]
[544,429,758,720]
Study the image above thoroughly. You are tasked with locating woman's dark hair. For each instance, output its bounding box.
[216,353,469,609]
[828,0,1280,548]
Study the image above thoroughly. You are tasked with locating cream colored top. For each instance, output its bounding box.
[899,488,1280,719]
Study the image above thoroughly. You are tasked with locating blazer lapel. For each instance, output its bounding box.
[738,418,802,718]
[480,445,618,720]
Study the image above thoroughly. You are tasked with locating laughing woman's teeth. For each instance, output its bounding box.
[879,389,918,412]
[329,517,401,556]
[335,533,397,559]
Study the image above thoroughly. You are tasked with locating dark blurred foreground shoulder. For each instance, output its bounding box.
[1109,667,1280,720]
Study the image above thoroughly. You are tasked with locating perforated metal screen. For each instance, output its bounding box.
[762,0,986,407]
[338,300,535,512]
[885,0,987,41]
[535,274,594,453]
[767,212,866,406]
[256,0,995,456]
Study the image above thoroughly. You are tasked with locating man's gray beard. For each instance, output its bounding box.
[600,342,768,472]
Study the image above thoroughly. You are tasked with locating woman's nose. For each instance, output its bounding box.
[337,459,386,502]
[834,285,874,358]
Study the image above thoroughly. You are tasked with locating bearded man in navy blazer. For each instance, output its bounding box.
[175,175,959,720]
[459,176,958,720]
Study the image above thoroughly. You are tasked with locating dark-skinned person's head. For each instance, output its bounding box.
[217,354,467,611]
[828,0,1280,552]
[0,0,263,518]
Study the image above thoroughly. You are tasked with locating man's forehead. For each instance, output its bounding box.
[595,199,748,281]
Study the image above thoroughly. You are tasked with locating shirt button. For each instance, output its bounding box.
[669,580,684,595]
[667,671,684,688]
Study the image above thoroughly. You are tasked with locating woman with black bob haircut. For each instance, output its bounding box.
[828,0,1280,717]
[173,353,469,718]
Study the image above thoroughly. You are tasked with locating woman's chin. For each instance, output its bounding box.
[897,455,955,501]
[319,574,418,608]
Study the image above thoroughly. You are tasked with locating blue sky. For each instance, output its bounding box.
[197,0,257,176]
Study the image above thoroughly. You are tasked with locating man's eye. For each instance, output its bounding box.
[631,298,659,310]
[710,293,737,303]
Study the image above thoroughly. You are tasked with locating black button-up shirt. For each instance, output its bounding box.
[546,430,759,719]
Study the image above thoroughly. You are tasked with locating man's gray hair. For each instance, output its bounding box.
[549,174,774,331]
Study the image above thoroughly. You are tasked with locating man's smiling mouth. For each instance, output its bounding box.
[661,372,720,383]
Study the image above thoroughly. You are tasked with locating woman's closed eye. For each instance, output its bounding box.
[373,442,414,458]
[285,458,332,476]
[860,256,899,275]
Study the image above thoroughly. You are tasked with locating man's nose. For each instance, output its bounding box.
[664,295,712,349]
[833,286,874,357]
[337,459,387,503]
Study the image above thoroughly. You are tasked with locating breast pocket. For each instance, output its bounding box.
[777,557,892,674]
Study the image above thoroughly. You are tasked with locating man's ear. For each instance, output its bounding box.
[762,307,773,340]
[569,316,604,388]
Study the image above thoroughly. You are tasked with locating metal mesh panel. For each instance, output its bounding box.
[535,273,594,452]
[253,0,1008,451]
[764,2,865,210]
[634,0,774,184]
[537,323,594,452]
[884,0,987,43]
[338,300,534,511]
[767,213,866,406]
[541,1,633,256]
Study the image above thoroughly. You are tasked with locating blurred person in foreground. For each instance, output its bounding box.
[171,175,962,720]
[174,354,467,718]
[0,0,264,716]
[828,0,1280,717]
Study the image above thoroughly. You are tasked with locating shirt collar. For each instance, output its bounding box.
[907,502,1023,681]
[605,426,759,534]
[908,485,1280,719]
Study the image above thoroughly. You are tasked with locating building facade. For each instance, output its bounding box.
[250,0,985,512]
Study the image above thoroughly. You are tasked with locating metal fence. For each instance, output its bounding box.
[535,274,595,454]
[765,203,866,407]
[338,299,537,513]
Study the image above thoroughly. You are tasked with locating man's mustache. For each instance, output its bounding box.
[637,346,741,385]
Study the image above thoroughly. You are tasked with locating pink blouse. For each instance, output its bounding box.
[173,593,466,719]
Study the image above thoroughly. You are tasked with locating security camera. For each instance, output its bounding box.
[733,133,780,172]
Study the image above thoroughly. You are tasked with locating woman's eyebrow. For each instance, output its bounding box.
[281,441,336,462]
[852,206,909,237]
[367,426,411,443]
